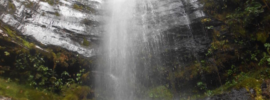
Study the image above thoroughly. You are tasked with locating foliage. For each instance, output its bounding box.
[197,82,207,90]
[209,67,270,99]
[82,38,91,46]
[0,19,94,99]
[15,54,55,90]
[62,84,94,100]
[0,77,63,100]
[73,4,84,11]
[55,12,60,16]
[13,53,86,92]
[0,77,94,100]
[3,27,15,38]
[8,1,16,13]
[72,3,96,13]
[259,43,270,65]
[4,51,9,56]
[225,0,264,27]
[148,86,173,100]
[40,0,58,5]
[2,26,35,49]
[187,0,270,99]
[25,2,35,8]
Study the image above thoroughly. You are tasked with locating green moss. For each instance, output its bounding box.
[0,77,63,100]
[16,36,35,49]
[8,1,16,13]
[148,86,173,100]
[73,4,84,11]
[235,77,261,90]
[3,27,15,38]
[72,4,96,13]
[2,26,35,49]
[25,2,34,8]
[82,38,90,46]
[40,0,58,5]
[0,25,95,99]
[257,32,269,43]
[62,85,94,100]
[42,12,45,16]
[46,0,54,5]
[3,26,30,49]
[187,0,270,99]
[201,18,211,23]
[63,94,79,100]
[209,67,270,98]
[55,12,60,16]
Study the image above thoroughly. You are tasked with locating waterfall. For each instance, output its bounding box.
[96,0,138,100]
[95,0,207,99]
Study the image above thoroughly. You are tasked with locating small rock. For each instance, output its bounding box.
[201,88,253,100]
[262,79,270,98]
[0,29,8,37]
[0,96,11,100]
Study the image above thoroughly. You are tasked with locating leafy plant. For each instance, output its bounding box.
[148,86,173,100]
[227,65,236,76]
[13,53,83,91]
[8,1,16,13]
[205,90,213,96]
[197,81,207,90]
[226,0,264,27]
[15,54,53,87]
[4,51,10,56]
[73,4,84,11]
[259,43,270,65]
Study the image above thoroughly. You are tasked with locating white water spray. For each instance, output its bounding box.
[95,0,206,99]
[97,0,139,100]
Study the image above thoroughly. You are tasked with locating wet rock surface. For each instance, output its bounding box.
[0,0,210,58]
[0,96,11,100]
[138,0,210,64]
[202,89,253,100]
[0,0,103,57]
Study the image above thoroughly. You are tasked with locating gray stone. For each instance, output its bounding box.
[202,89,253,100]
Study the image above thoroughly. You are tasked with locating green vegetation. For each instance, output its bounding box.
[186,0,270,99]
[62,85,94,100]
[72,3,96,13]
[1,0,270,99]
[209,67,270,99]
[3,27,15,38]
[0,23,94,99]
[55,12,60,16]
[8,1,16,13]
[82,38,91,47]
[42,12,45,16]
[73,4,84,11]
[148,86,173,100]
[137,0,270,99]
[41,0,57,5]
[0,77,95,100]
[0,77,62,100]
[3,26,35,49]
[25,2,34,8]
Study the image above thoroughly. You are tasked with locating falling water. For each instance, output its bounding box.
[96,0,138,100]
[104,0,138,99]
[96,0,207,99]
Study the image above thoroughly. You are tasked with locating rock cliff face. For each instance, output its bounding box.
[0,0,209,59]
[0,0,103,57]
[136,0,210,65]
